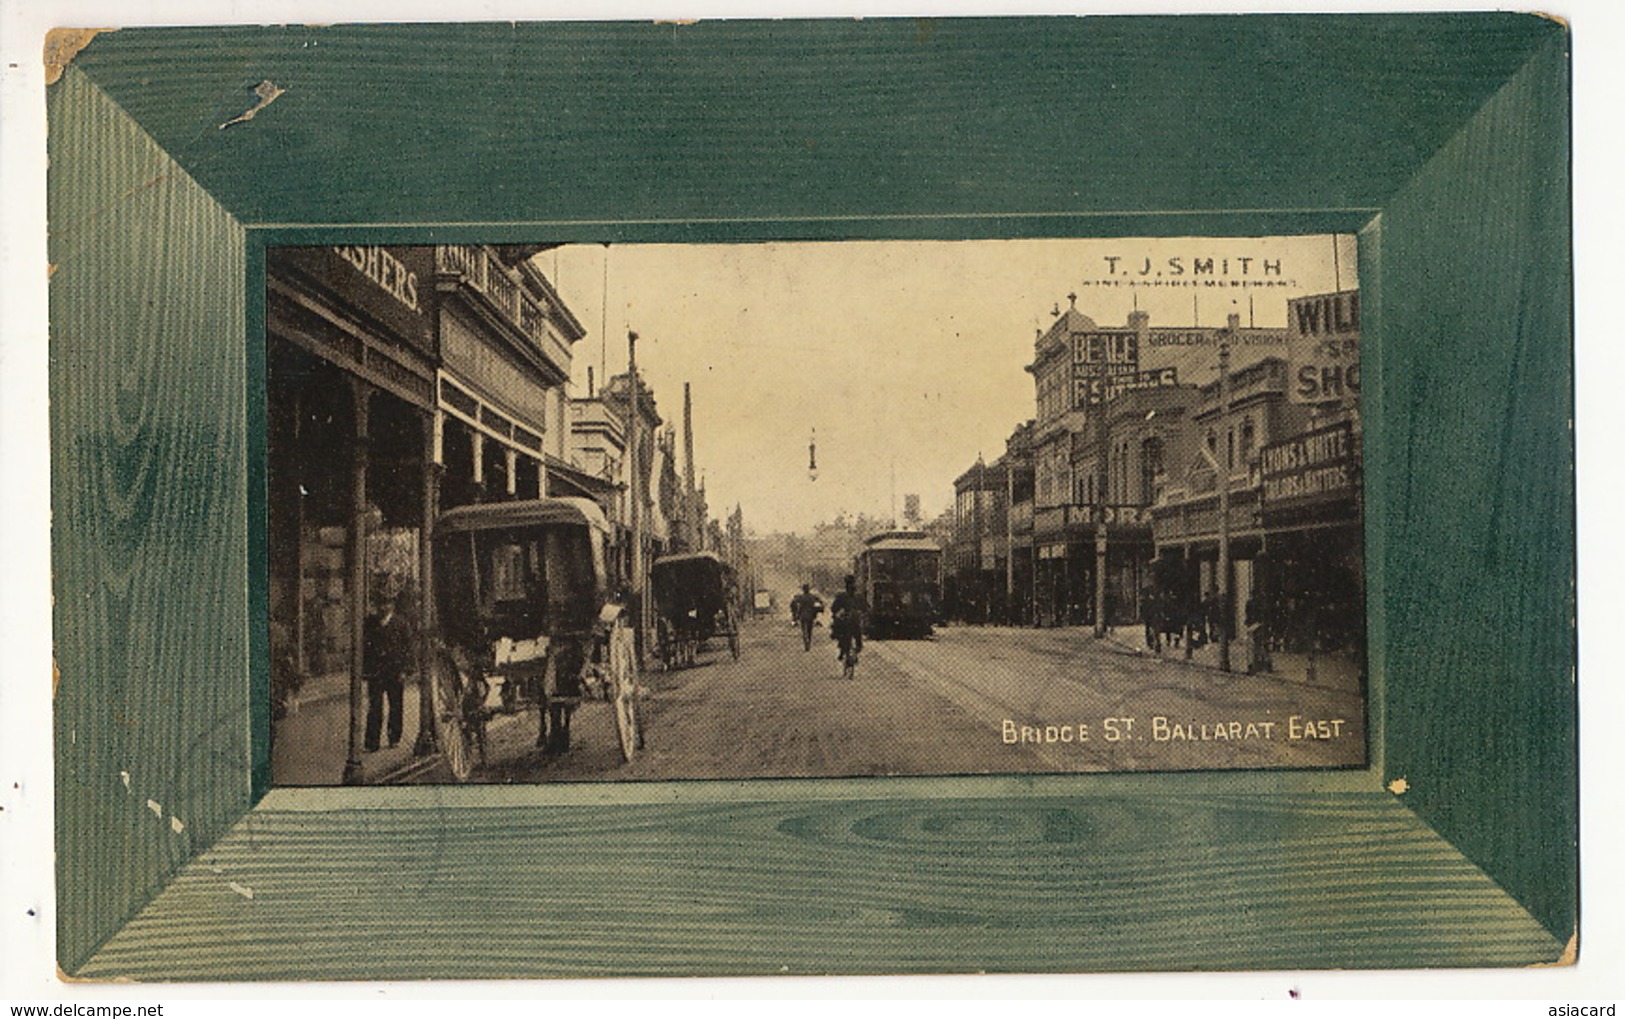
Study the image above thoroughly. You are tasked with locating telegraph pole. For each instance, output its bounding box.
[974,454,984,623]
[627,330,645,662]
[1005,459,1015,625]
[1093,397,1108,640]
[683,382,696,550]
[1093,518,1107,639]
[343,379,372,785]
[1217,324,1233,673]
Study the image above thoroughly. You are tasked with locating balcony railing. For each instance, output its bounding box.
[436,245,572,378]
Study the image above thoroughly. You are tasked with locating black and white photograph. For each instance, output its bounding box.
[267,235,1367,785]
[14,3,1598,995]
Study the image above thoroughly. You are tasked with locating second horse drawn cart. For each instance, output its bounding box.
[428,498,643,780]
[649,551,740,669]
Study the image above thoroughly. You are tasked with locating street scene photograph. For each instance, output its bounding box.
[266,236,1366,786]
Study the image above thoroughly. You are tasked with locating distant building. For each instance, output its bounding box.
[1149,303,1361,653]
[1023,297,1292,628]
[1003,422,1036,626]
[949,458,1005,624]
[579,369,719,584]
[1142,352,1286,644]
[434,245,585,509]
[568,393,624,482]
[945,422,1033,625]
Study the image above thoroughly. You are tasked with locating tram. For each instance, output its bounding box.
[854,530,943,638]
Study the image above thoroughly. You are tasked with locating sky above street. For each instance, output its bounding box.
[544,235,1358,535]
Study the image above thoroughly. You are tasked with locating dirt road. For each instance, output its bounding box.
[416,617,1365,784]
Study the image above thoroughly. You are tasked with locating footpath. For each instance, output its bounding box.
[271,670,441,786]
[1096,623,1364,697]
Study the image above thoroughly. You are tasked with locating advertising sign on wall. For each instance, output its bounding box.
[1286,289,1360,405]
[270,245,437,357]
[1075,367,1180,405]
[1260,421,1356,509]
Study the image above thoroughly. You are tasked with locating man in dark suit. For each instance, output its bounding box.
[363,593,413,751]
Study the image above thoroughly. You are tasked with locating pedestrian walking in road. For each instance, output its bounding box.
[363,593,413,751]
[1202,587,1224,645]
[1183,589,1206,657]
[830,574,868,672]
[1245,594,1273,674]
[1141,583,1162,653]
[1157,587,1183,651]
[789,583,824,651]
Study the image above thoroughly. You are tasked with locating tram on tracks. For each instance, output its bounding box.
[854,530,943,638]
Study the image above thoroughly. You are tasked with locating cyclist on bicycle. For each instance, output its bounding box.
[830,574,868,672]
[790,583,824,652]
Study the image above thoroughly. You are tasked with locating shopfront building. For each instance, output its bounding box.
[267,245,584,782]
[266,246,439,778]
[1256,416,1364,655]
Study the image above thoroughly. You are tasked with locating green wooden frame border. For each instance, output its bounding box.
[49,15,1574,979]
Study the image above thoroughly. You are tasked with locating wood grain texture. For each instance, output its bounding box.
[75,793,1562,980]
[68,17,1553,230]
[46,15,1574,977]
[1367,36,1575,941]
[48,67,251,972]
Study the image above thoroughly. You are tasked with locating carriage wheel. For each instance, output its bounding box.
[536,654,556,751]
[428,653,475,782]
[609,617,642,762]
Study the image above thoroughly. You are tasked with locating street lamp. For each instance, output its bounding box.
[1191,330,1234,673]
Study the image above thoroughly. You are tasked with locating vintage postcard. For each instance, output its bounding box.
[266,236,1368,786]
[35,12,1577,986]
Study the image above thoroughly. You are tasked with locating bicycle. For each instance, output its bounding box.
[836,630,862,680]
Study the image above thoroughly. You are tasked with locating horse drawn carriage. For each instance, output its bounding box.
[649,551,741,669]
[428,498,643,780]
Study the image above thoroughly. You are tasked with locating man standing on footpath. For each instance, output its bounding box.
[363,591,413,751]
